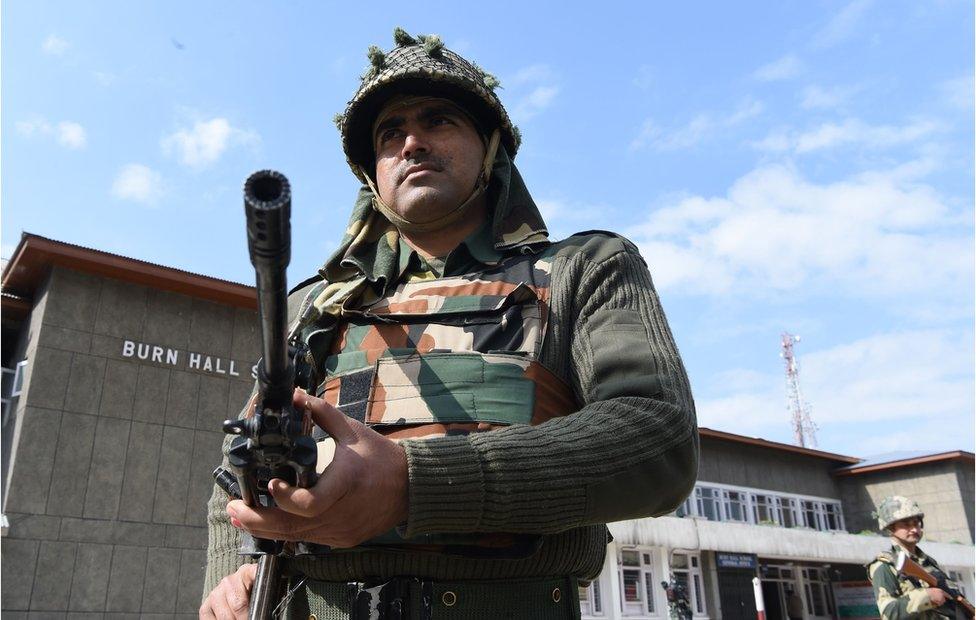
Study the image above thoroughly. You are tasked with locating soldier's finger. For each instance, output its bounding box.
[293,390,357,443]
[267,476,348,518]
[227,500,323,539]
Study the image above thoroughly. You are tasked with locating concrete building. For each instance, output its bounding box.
[2,234,973,619]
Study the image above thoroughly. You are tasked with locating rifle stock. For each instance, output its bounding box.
[896,550,975,618]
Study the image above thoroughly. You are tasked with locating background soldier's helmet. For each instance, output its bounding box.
[875,495,925,530]
[334,28,520,183]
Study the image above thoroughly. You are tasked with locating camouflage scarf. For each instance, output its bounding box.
[306,144,549,323]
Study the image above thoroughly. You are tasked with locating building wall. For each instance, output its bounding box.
[1,266,258,616]
[837,461,975,544]
[698,436,843,499]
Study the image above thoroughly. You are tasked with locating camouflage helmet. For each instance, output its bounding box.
[875,495,925,530]
[335,28,520,183]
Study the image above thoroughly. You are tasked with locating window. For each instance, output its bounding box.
[619,547,657,616]
[780,497,799,528]
[801,500,821,529]
[579,580,604,617]
[675,482,845,533]
[823,503,843,531]
[672,552,707,616]
[802,568,834,618]
[723,490,747,522]
[752,494,780,525]
[675,497,693,518]
[696,487,722,521]
[1,360,27,428]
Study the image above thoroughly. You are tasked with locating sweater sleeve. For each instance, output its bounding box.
[201,409,251,600]
[401,240,698,535]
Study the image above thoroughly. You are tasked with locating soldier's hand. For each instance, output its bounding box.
[927,588,949,607]
[199,563,257,620]
[226,389,409,548]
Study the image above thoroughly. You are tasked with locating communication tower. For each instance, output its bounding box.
[780,332,818,447]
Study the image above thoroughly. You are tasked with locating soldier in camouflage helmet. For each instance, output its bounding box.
[202,28,698,620]
[867,496,965,619]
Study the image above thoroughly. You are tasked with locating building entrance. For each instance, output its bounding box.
[715,553,758,620]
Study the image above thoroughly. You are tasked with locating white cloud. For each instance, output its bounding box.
[57,122,87,149]
[511,64,554,85]
[697,329,973,439]
[535,197,607,241]
[940,74,974,110]
[508,64,560,122]
[800,84,859,109]
[631,99,763,151]
[42,34,69,55]
[753,54,802,82]
[111,164,164,205]
[753,118,942,154]
[16,116,87,149]
[813,0,875,49]
[161,117,259,168]
[627,162,972,300]
[16,117,52,136]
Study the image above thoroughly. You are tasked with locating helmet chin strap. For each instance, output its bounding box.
[361,128,501,234]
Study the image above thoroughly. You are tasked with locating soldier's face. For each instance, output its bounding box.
[373,99,485,226]
[889,517,923,546]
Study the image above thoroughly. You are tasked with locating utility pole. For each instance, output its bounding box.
[781,332,817,447]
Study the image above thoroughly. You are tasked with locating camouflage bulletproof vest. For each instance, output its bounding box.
[308,249,579,553]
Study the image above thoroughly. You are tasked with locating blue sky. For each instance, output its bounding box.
[3,1,973,456]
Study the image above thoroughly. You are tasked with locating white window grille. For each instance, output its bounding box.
[695,487,722,521]
[675,482,844,532]
[579,579,605,617]
[802,567,834,618]
[672,552,707,616]
[619,547,658,617]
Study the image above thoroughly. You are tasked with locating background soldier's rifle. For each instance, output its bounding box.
[213,170,319,620]
[896,550,975,618]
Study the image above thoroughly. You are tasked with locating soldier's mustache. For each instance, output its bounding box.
[395,155,447,183]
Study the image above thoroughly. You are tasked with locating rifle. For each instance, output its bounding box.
[213,170,319,620]
[895,550,975,618]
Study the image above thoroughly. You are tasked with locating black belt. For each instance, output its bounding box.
[284,574,581,620]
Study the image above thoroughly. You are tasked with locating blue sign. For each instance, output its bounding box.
[717,553,757,569]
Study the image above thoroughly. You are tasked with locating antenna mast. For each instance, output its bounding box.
[781,332,817,447]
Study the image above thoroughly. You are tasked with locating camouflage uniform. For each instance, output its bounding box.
[868,546,962,620]
[204,29,698,619]
[867,496,966,620]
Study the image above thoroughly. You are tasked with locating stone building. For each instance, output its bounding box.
[2,234,973,619]
[2,234,258,616]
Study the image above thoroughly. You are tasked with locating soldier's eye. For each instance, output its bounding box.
[378,128,401,145]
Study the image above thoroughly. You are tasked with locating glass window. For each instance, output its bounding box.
[579,580,604,617]
[824,503,842,530]
[675,498,692,518]
[780,497,798,528]
[723,490,747,522]
[803,568,834,617]
[802,500,821,529]
[696,487,721,521]
[619,547,657,617]
[11,360,27,397]
[672,552,707,617]
[753,494,781,525]
[623,570,641,602]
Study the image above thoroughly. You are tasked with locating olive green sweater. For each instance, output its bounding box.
[203,232,698,593]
